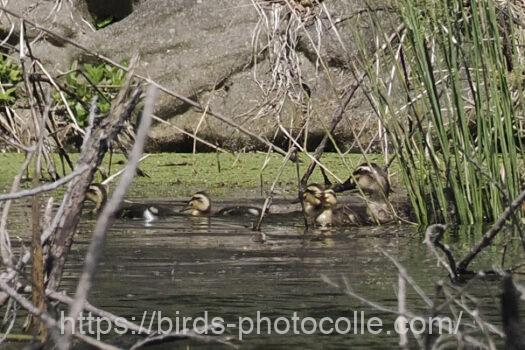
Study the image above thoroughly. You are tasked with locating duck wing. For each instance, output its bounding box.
[147,204,178,217]
[116,204,149,219]
[116,203,176,219]
[332,203,369,225]
[215,206,263,217]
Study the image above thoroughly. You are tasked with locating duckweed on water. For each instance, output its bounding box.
[0,152,522,273]
[0,152,396,198]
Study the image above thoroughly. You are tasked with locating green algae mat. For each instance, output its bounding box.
[0,152,395,198]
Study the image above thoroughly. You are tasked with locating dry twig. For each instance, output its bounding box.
[59,86,157,350]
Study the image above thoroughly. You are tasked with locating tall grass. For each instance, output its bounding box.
[356,0,523,225]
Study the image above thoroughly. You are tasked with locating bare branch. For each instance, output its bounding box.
[0,6,288,157]
[0,151,35,266]
[46,81,142,290]
[60,86,157,350]
[0,164,89,202]
[397,274,408,350]
[101,154,150,186]
[129,326,237,350]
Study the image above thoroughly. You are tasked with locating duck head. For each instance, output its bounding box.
[181,191,211,216]
[352,163,391,199]
[315,188,337,227]
[302,183,324,215]
[85,183,107,214]
[321,188,337,208]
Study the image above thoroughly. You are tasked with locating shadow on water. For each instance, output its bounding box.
[4,201,524,349]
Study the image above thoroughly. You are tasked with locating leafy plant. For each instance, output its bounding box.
[94,16,115,30]
[0,55,22,106]
[54,61,128,127]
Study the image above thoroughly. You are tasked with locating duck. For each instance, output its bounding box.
[84,183,107,215]
[351,162,391,197]
[85,183,176,222]
[327,162,391,196]
[314,164,395,226]
[301,183,324,217]
[314,189,366,226]
[315,188,337,227]
[180,191,263,217]
[179,191,211,216]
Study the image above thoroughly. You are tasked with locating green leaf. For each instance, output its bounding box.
[84,64,105,84]
[0,88,16,103]
[95,16,115,30]
[98,101,110,113]
[8,68,20,82]
[74,102,87,120]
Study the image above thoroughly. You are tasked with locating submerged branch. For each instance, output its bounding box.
[457,188,525,274]
[47,290,237,349]
[129,326,237,350]
[423,224,458,281]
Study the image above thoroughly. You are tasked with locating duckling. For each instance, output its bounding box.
[302,183,325,220]
[216,206,262,217]
[85,184,176,222]
[315,189,364,227]
[315,188,336,227]
[85,183,107,214]
[285,183,324,222]
[180,191,263,217]
[124,204,176,222]
[180,192,211,216]
[315,169,395,227]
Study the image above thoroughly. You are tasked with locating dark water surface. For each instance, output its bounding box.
[3,199,524,349]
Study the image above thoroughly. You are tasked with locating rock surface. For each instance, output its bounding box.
[0,0,396,152]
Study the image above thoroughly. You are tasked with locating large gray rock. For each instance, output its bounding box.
[0,0,396,152]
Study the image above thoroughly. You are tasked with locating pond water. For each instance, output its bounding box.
[3,197,524,349]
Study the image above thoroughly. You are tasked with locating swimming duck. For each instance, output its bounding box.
[85,183,107,214]
[85,183,176,222]
[315,189,366,226]
[302,183,325,221]
[180,191,211,216]
[315,188,337,227]
[180,191,263,217]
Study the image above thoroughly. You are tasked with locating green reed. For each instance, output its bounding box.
[355,0,523,225]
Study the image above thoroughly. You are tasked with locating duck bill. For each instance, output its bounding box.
[331,178,357,193]
[291,194,321,204]
[85,192,97,203]
[180,204,192,213]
